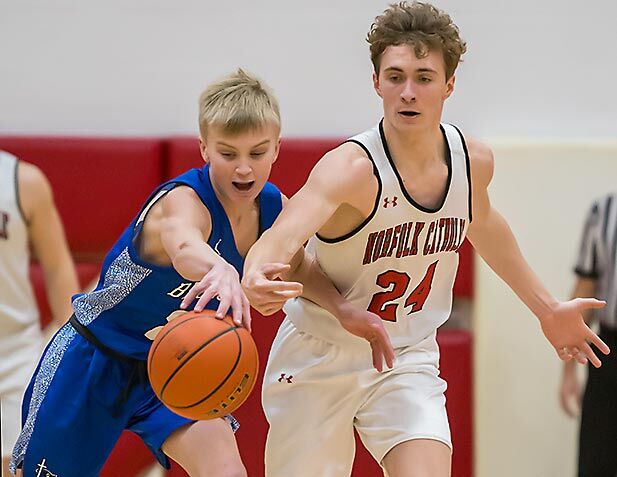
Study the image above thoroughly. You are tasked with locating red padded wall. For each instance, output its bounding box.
[101,432,156,477]
[0,137,164,261]
[4,136,473,477]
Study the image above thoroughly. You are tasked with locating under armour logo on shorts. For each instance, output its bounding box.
[278,373,293,383]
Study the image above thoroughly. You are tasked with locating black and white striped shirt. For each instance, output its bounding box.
[575,193,617,329]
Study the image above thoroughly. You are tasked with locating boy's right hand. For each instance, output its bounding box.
[180,261,252,331]
[336,302,395,372]
[242,263,303,316]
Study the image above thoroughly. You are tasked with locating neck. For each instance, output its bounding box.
[382,119,445,169]
[219,196,257,225]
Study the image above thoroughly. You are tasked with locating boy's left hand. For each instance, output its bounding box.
[540,298,610,368]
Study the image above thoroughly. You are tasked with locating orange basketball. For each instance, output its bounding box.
[147,309,258,420]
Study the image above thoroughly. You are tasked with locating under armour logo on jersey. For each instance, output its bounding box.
[35,459,58,477]
[278,373,293,383]
[383,196,398,208]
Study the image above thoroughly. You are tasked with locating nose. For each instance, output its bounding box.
[400,80,416,103]
[236,159,252,176]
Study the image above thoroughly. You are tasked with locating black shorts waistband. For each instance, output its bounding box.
[69,314,137,363]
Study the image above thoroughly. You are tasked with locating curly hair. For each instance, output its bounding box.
[367,2,467,79]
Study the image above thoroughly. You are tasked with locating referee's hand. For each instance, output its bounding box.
[559,364,581,418]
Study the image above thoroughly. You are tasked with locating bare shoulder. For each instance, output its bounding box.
[153,185,212,243]
[17,161,53,219]
[464,136,494,188]
[310,142,376,192]
[164,184,201,203]
[161,185,209,220]
[18,161,52,195]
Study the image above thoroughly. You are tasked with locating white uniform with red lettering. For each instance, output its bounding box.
[0,151,43,461]
[263,121,472,477]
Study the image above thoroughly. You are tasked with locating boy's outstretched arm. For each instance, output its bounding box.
[243,145,395,370]
[159,186,251,330]
[465,138,609,367]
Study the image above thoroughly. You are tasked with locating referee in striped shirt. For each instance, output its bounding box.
[560,194,617,477]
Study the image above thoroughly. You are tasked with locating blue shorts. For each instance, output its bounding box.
[10,323,239,477]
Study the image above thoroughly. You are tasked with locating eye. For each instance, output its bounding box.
[419,76,432,83]
[220,152,234,158]
[389,75,401,82]
[250,151,265,158]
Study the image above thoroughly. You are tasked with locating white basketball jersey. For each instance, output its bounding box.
[0,151,39,340]
[285,121,472,349]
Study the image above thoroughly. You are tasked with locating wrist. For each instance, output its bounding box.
[536,298,560,323]
[331,299,356,322]
[213,256,234,271]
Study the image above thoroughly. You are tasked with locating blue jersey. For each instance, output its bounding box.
[71,165,282,360]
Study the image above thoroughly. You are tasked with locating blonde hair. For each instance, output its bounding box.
[367,2,467,80]
[198,69,281,139]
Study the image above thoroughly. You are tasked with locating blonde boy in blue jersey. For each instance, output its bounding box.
[11,69,393,477]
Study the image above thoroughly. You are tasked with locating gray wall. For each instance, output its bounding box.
[2,0,615,138]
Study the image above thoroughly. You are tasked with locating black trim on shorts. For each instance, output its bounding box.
[379,119,453,214]
[451,124,473,223]
[315,139,383,244]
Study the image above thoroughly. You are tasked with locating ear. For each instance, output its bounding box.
[373,71,383,98]
[272,137,281,164]
[444,74,456,100]
[199,137,210,164]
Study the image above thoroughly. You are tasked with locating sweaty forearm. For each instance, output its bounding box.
[287,251,348,319]
[469,209,558,321]
[172,241,230,281]
[244,228,303,275]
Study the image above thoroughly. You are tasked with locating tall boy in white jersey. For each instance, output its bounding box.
[243,2,611,476]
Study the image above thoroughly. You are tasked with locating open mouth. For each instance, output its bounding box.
[232,181,255,192]
[399,111,420,118]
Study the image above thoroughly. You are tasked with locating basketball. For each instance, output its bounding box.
[147,309,259,420]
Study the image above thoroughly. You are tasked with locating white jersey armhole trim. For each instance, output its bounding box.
[449,124,473,223]
[315,139,383,244]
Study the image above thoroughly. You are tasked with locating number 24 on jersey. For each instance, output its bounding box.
[368,261,438,322]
